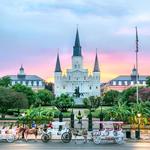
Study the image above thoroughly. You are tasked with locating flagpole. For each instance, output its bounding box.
[135,26,139,103]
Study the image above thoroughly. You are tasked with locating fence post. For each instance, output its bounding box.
[88,111,92,131]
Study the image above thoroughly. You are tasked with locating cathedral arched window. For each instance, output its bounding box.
[89,86,91,90]
[84,76,86,80]
[63,86,65,89]
[75,64,77,68]
[69,76,70,80]
[96,86,98,89]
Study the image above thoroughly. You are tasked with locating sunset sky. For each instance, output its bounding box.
[0,0,150,83]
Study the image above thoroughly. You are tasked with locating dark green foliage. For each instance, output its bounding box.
[36,89,54,106]
[103,90,120,105]
[146,76,150,87]
[122,87,136,103]
[0,76,11,87]
[12,84,36,106]
[83,96,101,110]
[0,87,28,118]
[53,94,74,112]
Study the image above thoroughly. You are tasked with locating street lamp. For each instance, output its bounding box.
[137,113,141,139]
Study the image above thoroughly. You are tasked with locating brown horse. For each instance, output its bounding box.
[16,126,26,140]
[24,128,38,142]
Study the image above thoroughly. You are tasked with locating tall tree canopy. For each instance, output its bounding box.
[146,76,150,87]
[0,87,28,118]
[36,89,54,106]
[0,76,11,87]
[12,84,36,106]
[103,90,120,105]
[53,94,74,112]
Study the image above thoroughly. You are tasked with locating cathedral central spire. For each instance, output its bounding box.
[73,28,82,56]
[55,53,62,72]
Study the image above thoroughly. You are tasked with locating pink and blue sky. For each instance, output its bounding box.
[0,0,150,82]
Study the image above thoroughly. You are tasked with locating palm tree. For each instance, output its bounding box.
[105,97,130,122]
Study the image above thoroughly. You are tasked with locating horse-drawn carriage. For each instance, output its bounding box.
[0,127,15,143]
[41,121,72,143]
[92,121,124,144]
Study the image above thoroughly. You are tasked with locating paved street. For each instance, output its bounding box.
[0,141,150,150]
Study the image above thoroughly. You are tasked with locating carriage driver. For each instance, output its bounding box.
[31,121,37,129]
[48,121,53,129]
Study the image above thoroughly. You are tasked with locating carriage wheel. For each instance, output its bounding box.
[0,135,3,141]
[61,132,72,143]
[6,135,15,143]
[41,134,50,143]
[115,137,124,144]
[93,136,101,144]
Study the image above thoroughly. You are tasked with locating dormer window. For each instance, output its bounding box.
[113,81,116,85]
[118,81,122,86]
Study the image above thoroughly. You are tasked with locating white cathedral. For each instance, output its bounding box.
[54,29,101,98]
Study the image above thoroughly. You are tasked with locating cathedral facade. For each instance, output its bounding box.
[54,29,100,98]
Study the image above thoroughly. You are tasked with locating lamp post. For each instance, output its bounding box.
[137,113,141,139]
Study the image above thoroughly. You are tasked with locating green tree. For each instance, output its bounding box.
[122,87,136,104]
[12,92,28,115]
[146,76,150,87]
[36,89,54,106]
[12,84,36,106]
[0,87,28,118]
[53,94,74,112]
[0,76,11,87]
[83,96,101,111]
[103,90,120,105]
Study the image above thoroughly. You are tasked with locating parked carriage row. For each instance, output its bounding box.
[0,121,125,144]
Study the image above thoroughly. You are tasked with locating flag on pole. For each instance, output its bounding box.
[135,26,139,52]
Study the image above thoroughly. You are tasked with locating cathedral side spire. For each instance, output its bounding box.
[55,53,62,72]
[73,28,82,56]
[93,51,100,72]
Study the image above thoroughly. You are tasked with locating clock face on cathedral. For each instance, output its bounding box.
[54,29,100,98]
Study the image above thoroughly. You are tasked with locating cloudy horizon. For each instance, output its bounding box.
[0,0,150,83]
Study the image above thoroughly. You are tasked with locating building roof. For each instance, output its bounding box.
[73,28,82,56]
[55,53,62,72]
[111,75,148,81]
[93,52,100,72]
[8,75,44,81]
